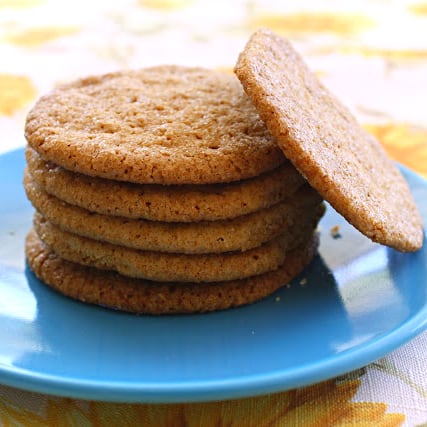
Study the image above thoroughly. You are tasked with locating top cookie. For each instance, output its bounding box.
[234,28,423,252]
[25,65,285,185]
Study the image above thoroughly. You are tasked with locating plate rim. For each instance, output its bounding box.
[0,302,426,403]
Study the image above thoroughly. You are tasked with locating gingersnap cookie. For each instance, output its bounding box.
[26,228,319,314]
[33,213,320,283]
[234,28,423,252]
[25,172,323,254]
[26,146,305,222]
[25,65,286,185]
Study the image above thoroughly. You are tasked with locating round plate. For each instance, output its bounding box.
[0,148,426,403]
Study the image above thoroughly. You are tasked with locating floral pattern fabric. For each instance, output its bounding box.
[1,0,427,425]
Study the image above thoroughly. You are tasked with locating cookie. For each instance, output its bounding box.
[33,213,320,283]
[26,228,319,314]
[25,172,323,254]
[234,28,423,252]
[26,146,305,222]
[25,66,286,185]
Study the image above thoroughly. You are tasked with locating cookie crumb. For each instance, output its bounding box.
[330,225,341,239]
[275,296,281,302]
[299,277,308,286]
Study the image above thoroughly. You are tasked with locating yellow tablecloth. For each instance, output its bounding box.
[1,0,427,425]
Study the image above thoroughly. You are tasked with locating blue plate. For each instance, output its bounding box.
[0,148,426,403]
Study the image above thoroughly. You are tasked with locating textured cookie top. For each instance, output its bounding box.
[25,65,285,185]
[234,28,424,252]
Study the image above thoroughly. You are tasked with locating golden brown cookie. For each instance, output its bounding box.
[234,28,423,252]
[26,228,319,314]
[25,66,286,185]
[26,146,305,222]
[25,171,323,254]
[33,213,320,283]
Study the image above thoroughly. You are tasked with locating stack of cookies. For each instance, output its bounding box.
[24,29,423,315]
[24,65,325,314]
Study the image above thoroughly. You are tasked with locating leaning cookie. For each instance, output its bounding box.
[26,228,319,314]
[235,28,423,252]
[26,146,305,222]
